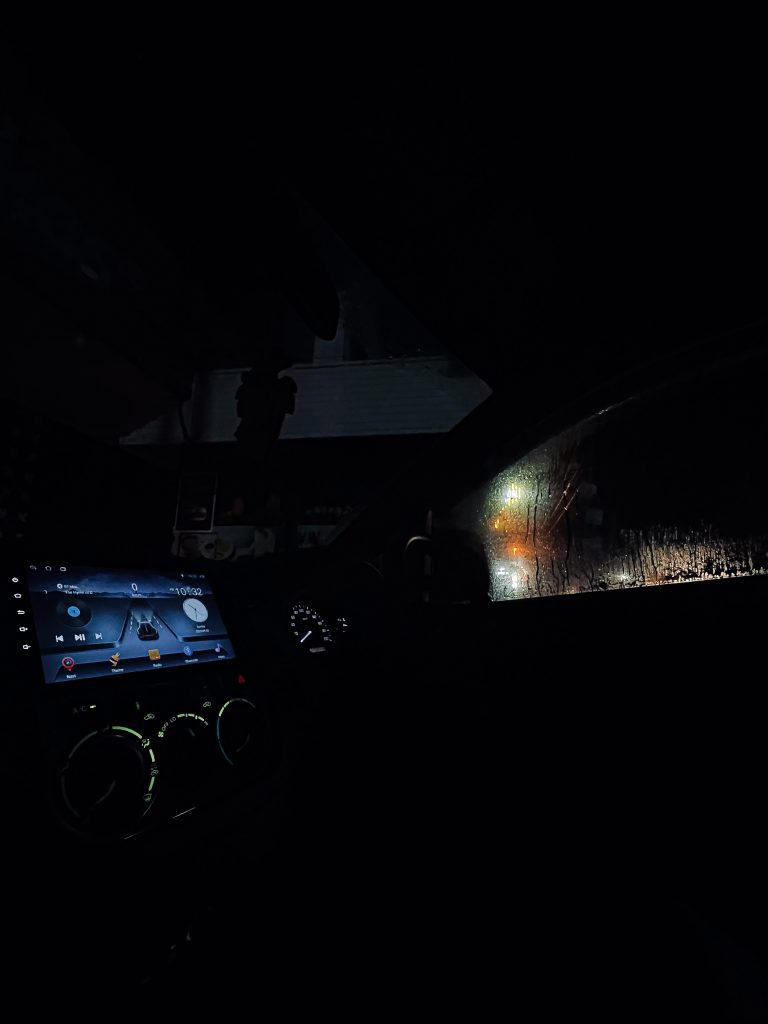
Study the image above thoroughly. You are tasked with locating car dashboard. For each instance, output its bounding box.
[2,553,401,996]
[4,559,375,845]
[5,550,768,1012]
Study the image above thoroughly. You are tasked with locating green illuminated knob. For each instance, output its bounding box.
[216,698,278,775]
[156,713,211,790]
[60,726,158,832]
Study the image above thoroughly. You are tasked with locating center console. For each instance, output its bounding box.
[6,562,281,839]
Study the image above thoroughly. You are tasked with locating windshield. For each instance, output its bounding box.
[112,219,492,560]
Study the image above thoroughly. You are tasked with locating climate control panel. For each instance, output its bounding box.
[42,667,281,838]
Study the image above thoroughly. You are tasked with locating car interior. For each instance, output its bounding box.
[3,52,768,1017]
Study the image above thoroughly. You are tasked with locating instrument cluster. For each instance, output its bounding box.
[288,602,349,654]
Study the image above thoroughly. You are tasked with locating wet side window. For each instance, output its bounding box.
[451,347,768,601]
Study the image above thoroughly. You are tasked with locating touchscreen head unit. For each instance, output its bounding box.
[24,565,236,684]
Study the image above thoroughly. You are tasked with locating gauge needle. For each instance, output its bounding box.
[299,630,312,643]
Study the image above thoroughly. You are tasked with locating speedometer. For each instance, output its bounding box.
[289,604,333,653]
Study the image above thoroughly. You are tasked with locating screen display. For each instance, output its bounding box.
[26,566,236,684]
